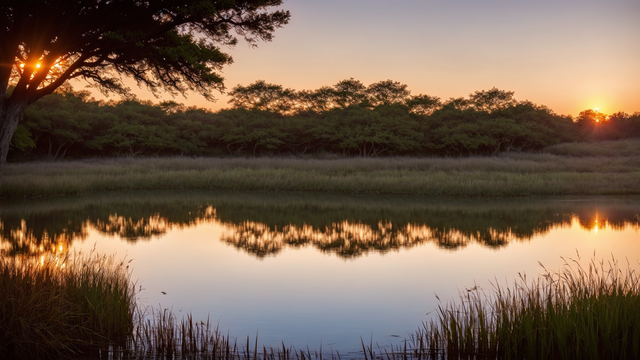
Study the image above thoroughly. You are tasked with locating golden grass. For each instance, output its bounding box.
[0,251,135,359]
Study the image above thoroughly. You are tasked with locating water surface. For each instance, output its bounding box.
[2,191,639,355]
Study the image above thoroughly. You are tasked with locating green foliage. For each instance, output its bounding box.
[7,81,640,161]
[0,0,291,167]
[2,0,290,100]
[468,87,517,111]
[227,81,298,114]
[9,124,35,152]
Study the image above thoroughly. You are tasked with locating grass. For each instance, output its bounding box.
[2,251,639,359]
[543,139,640,157]
[3,139,640,198]
[0,251,135,359]
[401,255,640,360]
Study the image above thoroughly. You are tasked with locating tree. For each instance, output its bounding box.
[332,78,367,108]
[0,0,290,184]
[468,88,517,112]
[365,80,411,107]
[405,94,442,115]
[227,80,297,114]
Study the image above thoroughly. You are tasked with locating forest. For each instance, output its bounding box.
[8,79,640,160]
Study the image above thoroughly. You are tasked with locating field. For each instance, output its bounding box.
[2,140,640,198]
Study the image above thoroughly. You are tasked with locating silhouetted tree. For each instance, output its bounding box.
[469,88,517,112]
[365,80,411,107]
[332,78,367,108]
[0,0,290,184]
[405,94,442,115]
[227,80,297,113]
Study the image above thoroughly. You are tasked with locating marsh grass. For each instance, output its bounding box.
[393,255,640,360]
[121,255,640,360]
[3,146,640,198]
[3,250,639,359]
[0,251,135,359]
[128,309,335,360]
[543,139,640,157]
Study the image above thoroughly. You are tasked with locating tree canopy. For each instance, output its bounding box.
[20,81,639,160]
[0,0,290,179]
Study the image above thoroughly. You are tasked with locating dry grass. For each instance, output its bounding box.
[543,139,640,157]
[3,149,640,198]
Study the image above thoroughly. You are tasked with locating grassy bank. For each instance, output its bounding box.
[3,140,640,198]
[0,252,135,359]
[410,256,640,360]
[3,252,638,359]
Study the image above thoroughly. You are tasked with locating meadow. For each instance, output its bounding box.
[2,140,640,198]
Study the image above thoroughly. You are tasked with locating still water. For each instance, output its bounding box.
[1,191,639,355]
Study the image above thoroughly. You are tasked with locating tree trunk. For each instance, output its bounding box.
[0,101,28,189]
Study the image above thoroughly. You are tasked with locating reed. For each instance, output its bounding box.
[121,256,640,360]
[3,251,639,359]
[3,148,640,198]
[127,308,334,360]
[393,255,640,360]
[0,251,135,359]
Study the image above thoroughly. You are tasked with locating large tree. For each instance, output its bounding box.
[0,0,290,183]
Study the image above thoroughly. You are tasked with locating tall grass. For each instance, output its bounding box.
[3,148,640,198]
[0,251,135,359]
[396,255,640,360]
[543,139,640,157]
[124,255,640,360]
[2,251,639,359]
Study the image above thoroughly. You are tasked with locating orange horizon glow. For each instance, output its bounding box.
[62,1,639,118]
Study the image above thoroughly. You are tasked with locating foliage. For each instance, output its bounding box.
[11,80,639,160]
[0,0,290,168]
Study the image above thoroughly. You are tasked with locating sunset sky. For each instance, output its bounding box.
[97,0,640,117]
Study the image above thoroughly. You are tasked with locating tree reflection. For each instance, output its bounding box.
[218,221,542,258]
[1,192,638,259]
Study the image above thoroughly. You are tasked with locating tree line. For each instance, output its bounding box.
[8,79,640,160]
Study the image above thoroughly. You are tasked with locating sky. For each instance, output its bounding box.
[89,0,640,117]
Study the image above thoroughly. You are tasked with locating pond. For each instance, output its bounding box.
[1,191,639,356]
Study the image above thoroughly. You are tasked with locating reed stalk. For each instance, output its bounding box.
[0,251,135,359]
[3,250,638,359]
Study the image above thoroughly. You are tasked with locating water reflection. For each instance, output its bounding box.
[1,191,639,258]
[218,221,526,257]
